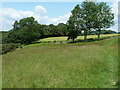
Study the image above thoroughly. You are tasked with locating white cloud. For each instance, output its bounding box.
[2,8,34,20]
[1,5,71,31]
[109,2,118,32]
[0,8,35,30]
[34,5,47,16]
[46,12,71,25]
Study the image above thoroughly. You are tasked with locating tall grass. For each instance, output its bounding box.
[2,36,118,88]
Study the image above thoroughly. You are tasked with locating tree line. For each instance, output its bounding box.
[3,17,68,44]
[3,1,114,44]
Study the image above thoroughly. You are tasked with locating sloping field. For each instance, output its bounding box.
[2,36,119,88]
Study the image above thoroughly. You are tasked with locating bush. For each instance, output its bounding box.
[1,43,21,55]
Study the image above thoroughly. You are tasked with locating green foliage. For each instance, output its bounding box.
[81,2,97,40]
[67,2,114,41]
[67,5,82,42]
[6,17,40,44]
[93,2,114,39]
[48,24,61,36]
[57,23,68,36]
[1,43,21,54]
[13,17,38,29]
[5,18,69,44]
[0,31,8,44]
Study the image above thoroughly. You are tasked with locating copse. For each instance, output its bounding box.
[67,2,97,42]
[67,1,114,42]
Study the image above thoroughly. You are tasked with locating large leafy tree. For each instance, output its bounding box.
[67,5,82,42]
[7,17,40,44]
[94,2,114,40]
[81,1,97,41]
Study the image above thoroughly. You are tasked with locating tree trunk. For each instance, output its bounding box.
[67,36,70,41]
[98,30,101,40]
[84,30,87,42]
[84,35,87,41]
[72,38,75,42]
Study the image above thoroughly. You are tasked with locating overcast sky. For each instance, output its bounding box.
[0,0,119,32]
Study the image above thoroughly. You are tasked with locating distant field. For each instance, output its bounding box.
[38,34,119,42]
[25,34,119,47]
[2,36,119,88]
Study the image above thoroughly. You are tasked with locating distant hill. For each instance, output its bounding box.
[90,30,117,35]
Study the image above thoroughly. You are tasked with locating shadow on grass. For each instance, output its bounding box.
[68,36,118,44]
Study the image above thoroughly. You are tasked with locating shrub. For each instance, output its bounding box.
[1,43,21,55]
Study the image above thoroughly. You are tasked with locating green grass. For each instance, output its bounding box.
[24,43,48,47]
[2,36,119,88]
[24,34,119,47]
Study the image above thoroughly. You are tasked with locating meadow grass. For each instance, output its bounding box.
[2,36,119,88]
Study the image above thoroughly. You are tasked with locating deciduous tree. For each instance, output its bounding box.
[94,2,114,40]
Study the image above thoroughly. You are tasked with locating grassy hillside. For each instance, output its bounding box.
[2,36,118,88]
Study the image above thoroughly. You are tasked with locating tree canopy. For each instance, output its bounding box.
[67,1,114,41]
